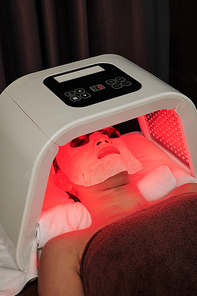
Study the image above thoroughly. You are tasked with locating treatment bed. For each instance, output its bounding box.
[0,54,197,295]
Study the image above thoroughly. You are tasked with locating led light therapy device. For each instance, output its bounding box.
[0,54,197,271]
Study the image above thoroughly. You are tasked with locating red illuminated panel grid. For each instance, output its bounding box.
[145,109,189,167]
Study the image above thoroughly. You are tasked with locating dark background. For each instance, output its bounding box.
[169,0,197,105]
[0,0,196,106]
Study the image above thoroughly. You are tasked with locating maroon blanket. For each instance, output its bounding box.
[80,193,197,296]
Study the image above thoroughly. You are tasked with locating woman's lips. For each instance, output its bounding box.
[97,146,120,159]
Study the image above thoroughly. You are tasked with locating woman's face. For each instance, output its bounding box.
[56,128,143,187]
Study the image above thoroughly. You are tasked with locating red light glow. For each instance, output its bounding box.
[145,110,189,166]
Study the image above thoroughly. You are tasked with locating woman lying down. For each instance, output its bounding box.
[38,127,197,296]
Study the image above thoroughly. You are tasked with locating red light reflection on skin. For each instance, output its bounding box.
[56,131,143,187]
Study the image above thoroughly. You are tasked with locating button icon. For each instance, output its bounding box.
[75,88,85,94]
[64,91,75,97]
[80,93,91,99]
[70,96,81,102]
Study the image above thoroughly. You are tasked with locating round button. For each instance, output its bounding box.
[75,88,85,94]
[115,76,126,82]
[64,91,75,97]
[106,79,116,85]
[121,81,132,87]
[70,95,81,102]
[80,93,91,99]
[112,83,122,89]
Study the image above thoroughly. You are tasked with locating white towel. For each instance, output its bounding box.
[136,165,178,201]
[37,202,92,249]
[0,223,37,296]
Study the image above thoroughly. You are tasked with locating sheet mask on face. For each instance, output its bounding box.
[56,132,143,187]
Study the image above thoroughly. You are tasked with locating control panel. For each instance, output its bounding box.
[44,63,141,107]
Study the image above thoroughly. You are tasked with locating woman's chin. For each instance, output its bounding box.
[94,171,131,191]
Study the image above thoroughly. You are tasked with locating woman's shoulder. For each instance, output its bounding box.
[166,182,197,199]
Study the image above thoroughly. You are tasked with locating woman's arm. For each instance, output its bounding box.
[38,232,87,296]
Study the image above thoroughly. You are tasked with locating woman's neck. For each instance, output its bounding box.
[89,182,197,229]
[87,182,149,226]
[76,172,150,227]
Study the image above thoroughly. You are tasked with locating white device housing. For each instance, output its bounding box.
[0,54,197,271]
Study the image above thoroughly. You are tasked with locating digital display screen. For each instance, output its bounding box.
[90,84,105,92]
[54,66,104,83]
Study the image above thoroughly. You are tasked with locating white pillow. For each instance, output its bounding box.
[37,202,92,248]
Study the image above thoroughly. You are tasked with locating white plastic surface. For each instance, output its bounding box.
[0,93,58,270]
[3,54,191,146]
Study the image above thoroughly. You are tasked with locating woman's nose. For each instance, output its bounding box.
[90,132,111,146]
